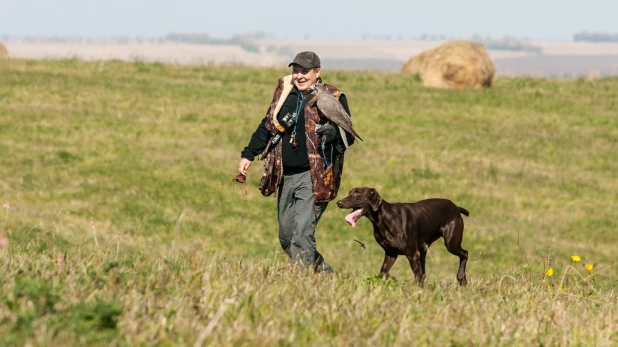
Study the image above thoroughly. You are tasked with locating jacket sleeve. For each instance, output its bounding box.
[240,108,271,161]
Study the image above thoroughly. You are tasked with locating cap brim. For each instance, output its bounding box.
[288,61,317,69]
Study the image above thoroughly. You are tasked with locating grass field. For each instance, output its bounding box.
[1,59,617,345]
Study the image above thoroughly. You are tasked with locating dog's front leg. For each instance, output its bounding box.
[379,251,398,280]
[406,253,425,287]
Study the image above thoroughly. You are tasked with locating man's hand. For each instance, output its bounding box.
[238,158,252,176]
[316,124,337,144]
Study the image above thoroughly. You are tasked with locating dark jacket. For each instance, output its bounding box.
[241,89,353,171]
[241,76,354,203]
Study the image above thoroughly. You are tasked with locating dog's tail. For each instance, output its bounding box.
[458,207,470,217]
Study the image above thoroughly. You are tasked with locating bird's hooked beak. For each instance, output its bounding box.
[309,83,323,95]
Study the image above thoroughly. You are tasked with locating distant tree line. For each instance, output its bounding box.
[2,35,89,43]
[164,33,260,53]
[481,39,542,54]
[1,33,264,54]
[0,35,165,44]
[362,33,453,40]
[414,34,542,54]
[418,34,451,41]
[469,35,542,54]
[265,45,295,58]
[573,32,618,42]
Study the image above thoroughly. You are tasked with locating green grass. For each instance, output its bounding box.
[1,59,617,345]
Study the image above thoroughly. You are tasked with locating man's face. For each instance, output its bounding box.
[292,65,320,92]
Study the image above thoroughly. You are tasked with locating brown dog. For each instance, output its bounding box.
[336,187,469,286]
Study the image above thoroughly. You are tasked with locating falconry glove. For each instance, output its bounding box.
[316,124,338,145]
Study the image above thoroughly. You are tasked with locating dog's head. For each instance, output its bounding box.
[336,187,383,227]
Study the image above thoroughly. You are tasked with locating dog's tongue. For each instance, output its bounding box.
[345,209,364,227]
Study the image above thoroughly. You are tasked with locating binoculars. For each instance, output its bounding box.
[276,112,296,133]
[271,112,296,145]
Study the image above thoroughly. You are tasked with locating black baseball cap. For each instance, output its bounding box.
[288,51,321,69]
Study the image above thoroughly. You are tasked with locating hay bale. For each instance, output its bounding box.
[402,40,495,89]
[0,43,8,59]
[401,49,432,75]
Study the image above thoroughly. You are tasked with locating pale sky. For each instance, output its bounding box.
[1,0,617,41]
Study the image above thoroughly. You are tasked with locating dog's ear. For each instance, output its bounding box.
[368,188,383,212]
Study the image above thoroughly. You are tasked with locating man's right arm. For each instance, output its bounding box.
[240,114,270,161]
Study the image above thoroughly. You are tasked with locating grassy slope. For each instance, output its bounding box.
[0,59,617,345]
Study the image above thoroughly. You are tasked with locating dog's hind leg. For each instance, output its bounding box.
[451,247,468,286]
[444,222,468,286]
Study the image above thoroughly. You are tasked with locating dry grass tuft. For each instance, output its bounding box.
[1,245,616,346]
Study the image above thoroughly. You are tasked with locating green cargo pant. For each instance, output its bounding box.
[277,170,333,272]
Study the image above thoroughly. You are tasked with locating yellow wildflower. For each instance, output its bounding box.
[571,255,581,262]
[585,263,594,272]
[545,268,554,277]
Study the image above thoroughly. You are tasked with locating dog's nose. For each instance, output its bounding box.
[336,201,343,208]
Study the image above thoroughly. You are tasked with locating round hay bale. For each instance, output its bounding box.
[401,49,433,75]
[403,40,495,89]
[0,43,8,59]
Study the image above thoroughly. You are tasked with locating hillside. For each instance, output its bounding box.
[1,59,617,345]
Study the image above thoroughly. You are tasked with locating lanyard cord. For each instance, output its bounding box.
[292,91,302,135]
[321,145,333,167]
[294,89,333,167]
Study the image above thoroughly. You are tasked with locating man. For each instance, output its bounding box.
[237,51,355,273]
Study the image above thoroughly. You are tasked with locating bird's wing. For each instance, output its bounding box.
[317,95,362,141]
[338,126,349,149]
[317,95,353,128]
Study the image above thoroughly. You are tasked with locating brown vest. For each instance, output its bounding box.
[258,75,347,203]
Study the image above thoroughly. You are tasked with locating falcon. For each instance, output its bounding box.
[311,83,363,149]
